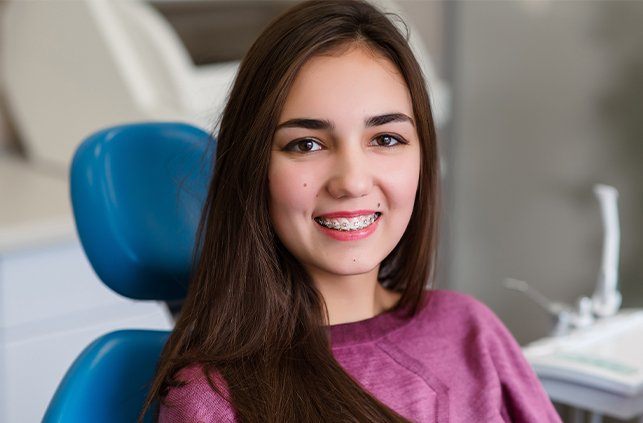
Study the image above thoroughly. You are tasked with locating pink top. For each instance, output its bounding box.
[159,289,562,422]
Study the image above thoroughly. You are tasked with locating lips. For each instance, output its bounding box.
[314,212,381,241]
[312,208,383,241]
[315,210,378,219]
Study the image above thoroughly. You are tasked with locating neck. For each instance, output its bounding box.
[308,266,400,325]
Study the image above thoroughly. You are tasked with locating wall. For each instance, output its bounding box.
[0,2,18,154]
[449,0,643,345]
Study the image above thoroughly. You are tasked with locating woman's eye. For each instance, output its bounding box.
[371,134,404,147]
[283,138,323,153]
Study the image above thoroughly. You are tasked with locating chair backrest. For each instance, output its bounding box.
[70,122,215,300]
[44,122,215,422]
[43,330,170,423]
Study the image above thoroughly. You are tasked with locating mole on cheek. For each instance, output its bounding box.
[303,183,307,187]
[377,202,380,208]
[352,258,357,262]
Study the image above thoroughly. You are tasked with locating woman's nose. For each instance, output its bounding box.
[326,147,373,199]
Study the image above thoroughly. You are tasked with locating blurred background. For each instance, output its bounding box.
[0,0,641,422]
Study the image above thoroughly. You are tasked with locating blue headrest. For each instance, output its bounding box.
[43,330,170,423]
[70,122,215,300]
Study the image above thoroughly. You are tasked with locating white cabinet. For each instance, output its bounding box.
[0,240,174,423]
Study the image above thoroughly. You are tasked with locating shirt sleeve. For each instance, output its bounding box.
[475,300,562,423]
[159,365,238,423]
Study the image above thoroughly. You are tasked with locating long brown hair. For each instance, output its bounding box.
[141,0,440,421]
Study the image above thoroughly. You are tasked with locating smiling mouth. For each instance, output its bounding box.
[314,212,382,231]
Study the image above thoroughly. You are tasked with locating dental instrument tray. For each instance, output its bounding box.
[523,309,643,396]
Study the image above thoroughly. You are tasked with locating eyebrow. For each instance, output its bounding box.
[275,113,414,131]
[365,113,414,128]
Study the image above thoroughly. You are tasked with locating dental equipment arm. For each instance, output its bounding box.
[591,184,622,317]
[502,183,623,336]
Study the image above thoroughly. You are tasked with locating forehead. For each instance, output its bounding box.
[279,46,413,123]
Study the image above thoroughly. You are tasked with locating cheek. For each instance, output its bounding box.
[381,151,421,211]
[268,157,319,226]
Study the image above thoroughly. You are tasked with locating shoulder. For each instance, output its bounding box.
[386,289,504,354]
[419,288,500,327]
[420,290,536,376]
[400,290,562,421]
[405,289,519,352]
[159,363,238,423]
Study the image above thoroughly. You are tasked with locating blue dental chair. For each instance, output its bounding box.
[43,122,215,422]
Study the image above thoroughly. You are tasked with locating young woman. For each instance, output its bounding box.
[142,1,562,422]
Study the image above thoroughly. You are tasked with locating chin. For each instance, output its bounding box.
[314,259,380,276]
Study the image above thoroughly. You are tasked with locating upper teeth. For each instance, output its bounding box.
[315,213,380,231]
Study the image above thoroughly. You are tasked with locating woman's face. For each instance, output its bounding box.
[269,45,420,279]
